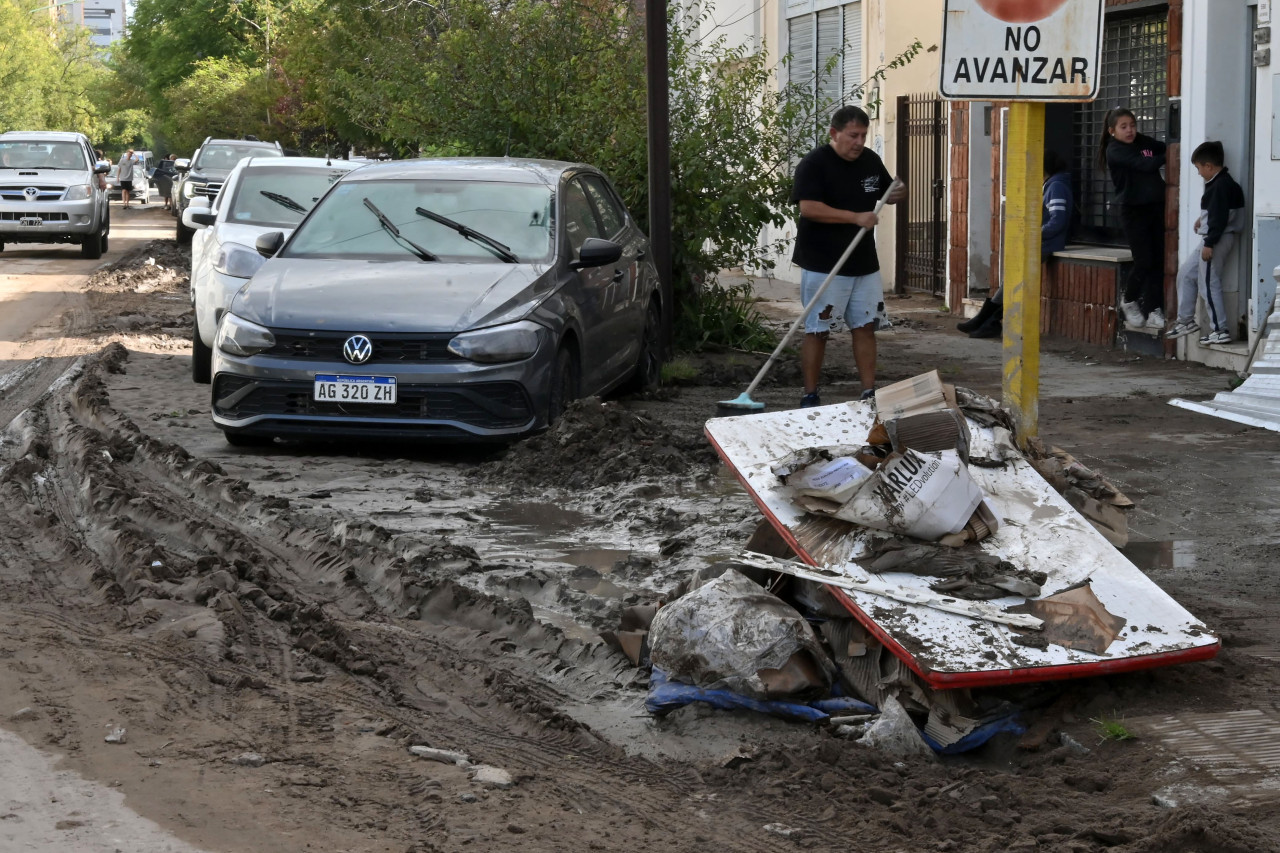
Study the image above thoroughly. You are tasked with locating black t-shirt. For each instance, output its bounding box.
[790,144,893,276]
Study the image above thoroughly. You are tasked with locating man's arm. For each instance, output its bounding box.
[798,200,880,228]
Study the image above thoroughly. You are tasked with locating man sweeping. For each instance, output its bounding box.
[791,105,906,408]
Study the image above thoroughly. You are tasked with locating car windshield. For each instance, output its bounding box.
[0,141,87,170]
[194,143,283,171]
[225,165,351,228]
[286,178,554,263]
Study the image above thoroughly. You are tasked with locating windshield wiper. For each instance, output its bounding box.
[363,198,437,262]
[260,190,307,213]
[414,206,518,263]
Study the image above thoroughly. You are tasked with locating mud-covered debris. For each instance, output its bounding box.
[232,752,268,767]
[105,727,127,744]
[479,397,717,488]
[470,764,514,788]
[410,746,470,765]
[87,240,190,294]
[10,707,39,722]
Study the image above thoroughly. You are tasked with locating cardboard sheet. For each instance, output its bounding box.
[704,401,1220,688]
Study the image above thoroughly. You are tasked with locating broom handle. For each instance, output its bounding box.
[741,177,902,401]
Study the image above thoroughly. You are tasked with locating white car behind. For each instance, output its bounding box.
[185,156,364,382]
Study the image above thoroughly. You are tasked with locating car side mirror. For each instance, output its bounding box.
[570,237,623,270]
[190,212,216,227]
[256,231,285,258]
[175,158,191,172]
[94,163,109,175]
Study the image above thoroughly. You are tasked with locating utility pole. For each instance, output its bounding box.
[645,0,673,350]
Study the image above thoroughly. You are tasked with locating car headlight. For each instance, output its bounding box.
[213,242,267,279]
[64,184,92,201]
[447,320,543,363]
[215,313,276,356]
[182,181,202,199]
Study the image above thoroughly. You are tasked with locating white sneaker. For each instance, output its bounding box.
[1120,300,1145,328]
[1145,308,1166,330]
[1167,320,1200,339]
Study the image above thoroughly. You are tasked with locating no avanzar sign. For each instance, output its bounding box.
[940,0,1103,101]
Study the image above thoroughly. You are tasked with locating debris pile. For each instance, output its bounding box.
[481,397,718,489]
[598,370,1218,756]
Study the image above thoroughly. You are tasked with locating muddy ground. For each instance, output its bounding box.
[1,225,1279,852]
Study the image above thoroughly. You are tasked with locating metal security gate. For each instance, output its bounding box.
[894,93,948,295]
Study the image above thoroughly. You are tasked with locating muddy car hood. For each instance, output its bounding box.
[233,258,550,332]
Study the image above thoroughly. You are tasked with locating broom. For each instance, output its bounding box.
[717,177,902,416]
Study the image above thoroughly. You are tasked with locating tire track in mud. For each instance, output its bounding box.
[0,344,838,850]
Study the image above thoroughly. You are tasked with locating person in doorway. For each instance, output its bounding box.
[1168,141,1246,345]
[154,153,178,211]
[1098,107,1167,331]
[959,150,1075,340]
[117,148,143,207]
[791,105,906,407]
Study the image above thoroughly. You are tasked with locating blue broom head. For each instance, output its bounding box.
[717,392,766,411]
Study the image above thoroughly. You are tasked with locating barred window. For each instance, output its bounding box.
[1072,7,1168,243]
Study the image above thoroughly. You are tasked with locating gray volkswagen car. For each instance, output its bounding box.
[209,158,662,445]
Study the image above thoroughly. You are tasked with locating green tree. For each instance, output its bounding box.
[287,0,917,327]
[162,57,284,154]
[122,0,261,104]
[0,0,63,130]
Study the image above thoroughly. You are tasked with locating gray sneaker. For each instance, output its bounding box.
[1119,300,1145,328]
[1205,330,1232,345]
[1167,320,1200,339]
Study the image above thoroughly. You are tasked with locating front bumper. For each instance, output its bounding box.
[0,199,100,242]
[210,339,553,440]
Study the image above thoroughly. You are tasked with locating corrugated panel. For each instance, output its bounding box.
[843,1,862,103]
[815,8,842,116]
[1169,310,1280,429]
[788,16,815,93]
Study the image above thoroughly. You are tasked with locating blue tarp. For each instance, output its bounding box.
[646,669,1023,753]
[645,668,875,723]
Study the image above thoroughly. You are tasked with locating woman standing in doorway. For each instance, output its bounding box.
[1098,107,1167,331]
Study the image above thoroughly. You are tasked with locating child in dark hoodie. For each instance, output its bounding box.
[958,150,1073,340]
[1099,107,1167,331]
[1167,141,1246,345]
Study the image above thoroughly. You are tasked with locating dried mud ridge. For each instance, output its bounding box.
[0,244,1274,850]
[479,396,720,490]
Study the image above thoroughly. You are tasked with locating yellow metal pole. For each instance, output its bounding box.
[1001,101,1045,443]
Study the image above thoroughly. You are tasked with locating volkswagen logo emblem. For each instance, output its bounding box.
[343,335,374,365]
[23,187,39,200]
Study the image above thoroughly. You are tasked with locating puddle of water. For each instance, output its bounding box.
[1122,540,1197,572]
[485,499,589,530]
[529,604,603,643]
[557,548,633,572]
[567,575,630,598]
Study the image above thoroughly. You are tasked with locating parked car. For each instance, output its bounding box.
[173,137,284,243]
[209,158,663,446]
[184,156,365,383]
[0,131,111,259]
[104,163,154,204]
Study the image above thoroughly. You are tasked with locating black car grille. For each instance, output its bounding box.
[265,331,462,363]
[213,375,534,430]
[0,211,70,222]
[0,186,67,202]
[195,181,223,198]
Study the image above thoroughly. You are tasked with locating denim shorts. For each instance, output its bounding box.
[800,268,883,334]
